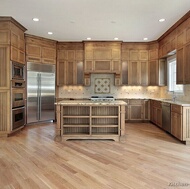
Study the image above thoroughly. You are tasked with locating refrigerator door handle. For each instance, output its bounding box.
[37,73,40,121]
[39,73,41,120]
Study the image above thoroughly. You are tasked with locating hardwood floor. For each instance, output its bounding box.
[1,122,190,189]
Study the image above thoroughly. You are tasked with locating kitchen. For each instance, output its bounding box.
[1,0,190,188]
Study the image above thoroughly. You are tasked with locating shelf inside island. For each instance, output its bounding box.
[55,100,126,141]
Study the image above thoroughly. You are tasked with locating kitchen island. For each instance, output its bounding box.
[55,100,126,141]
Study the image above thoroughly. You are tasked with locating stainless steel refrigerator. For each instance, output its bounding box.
[27,62,55,124]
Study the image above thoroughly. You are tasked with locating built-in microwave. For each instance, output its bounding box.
[12,62,25,80]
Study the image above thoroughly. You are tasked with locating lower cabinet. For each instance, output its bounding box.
[171,104,182,140]
[128,99,144,121]
[123,99,150,122]
[150,100,162,127]
[171,104,190,143]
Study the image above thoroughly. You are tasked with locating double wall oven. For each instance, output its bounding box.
[12,62,25,131]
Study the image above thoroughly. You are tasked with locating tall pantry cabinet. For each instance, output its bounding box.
[0,17,26,136]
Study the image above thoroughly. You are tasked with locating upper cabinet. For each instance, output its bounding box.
[159,30,176,58]
[176,17,190,84]
[84,41,122,86]
[84,42,121,73]
[25,35,57,64]
[0,17,26,64]
[122,43,149,86]
[57,42,84,86]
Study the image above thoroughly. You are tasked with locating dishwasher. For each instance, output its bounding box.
[162,102,171,133]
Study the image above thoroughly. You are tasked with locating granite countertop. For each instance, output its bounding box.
[151,98,190,106]
[55,100,127,106]
[55,98,190,106]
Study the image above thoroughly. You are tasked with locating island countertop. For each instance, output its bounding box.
[55,100,127,106]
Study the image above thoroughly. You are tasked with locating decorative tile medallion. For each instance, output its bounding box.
[94,78,110,94]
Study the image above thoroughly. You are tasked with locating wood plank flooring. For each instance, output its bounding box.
[1,122,190,189]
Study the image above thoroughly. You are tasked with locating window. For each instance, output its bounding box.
[167,55,183,93]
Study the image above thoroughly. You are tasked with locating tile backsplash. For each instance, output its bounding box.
[58,74,161,99]
[160,85,190,102]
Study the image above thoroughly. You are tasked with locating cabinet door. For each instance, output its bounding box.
[149,49,158,60]
[128,61,139,85]
[159,59,167,86]
[177,30,186,48]
[11,32,19,48]
[122,61,128,85]
[129,50,139,60]
[0,46,10,89]
[66,61,75,85]
[176,47,184,84]
[129,105,143,120]
[125,105,129,121]
[0,30,10,44]
[149,60,158,86]
[26,44,41,63]
[157,108,162,127]
[144,100,150,120]
[94,61,111,72]
[84,60,93,72]
[41,47,56,64]
[57,61,65,86]
[150,100,154,122]
[76,61,83,85]
[11,46,19,62]
[152,106,157,124]
[140,61,148,86]
[171,112,182,140]
[0,90,11,134]
[184,43,190,84]
[112,60,121,73]
[139,50,148,60]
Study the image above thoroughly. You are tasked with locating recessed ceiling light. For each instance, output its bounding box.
[87,37,91,40]
[159,18,165,22]
[48,32,53,35]
[114,37,119,40]
[143,37,148,41]
[33,18,39,22]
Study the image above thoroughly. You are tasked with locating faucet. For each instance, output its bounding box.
[172,91,176,102]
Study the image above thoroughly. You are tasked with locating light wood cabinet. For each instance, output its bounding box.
[84,42,122,86]
[176,43,190,85]
[57,43,84,86]
[0,17,26,136]
[149,59,166,86]
[144,99,150,120]
[56,103,125,141]
[128,60,148,86]
[184,42,190,84]
[176,47,184,84]
[171,104,182,140]
[149,60,158,86]
[84,42,121,73]
[0,46,10,89]
[128,99,144,121]
[25,35,56,64]
[150,100,162,127]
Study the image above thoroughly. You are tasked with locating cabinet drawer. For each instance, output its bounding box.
[129,99,142,105]
[171,104,182,114]
[153,100,162,108]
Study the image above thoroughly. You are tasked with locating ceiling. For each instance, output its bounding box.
[1,0,190,42]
